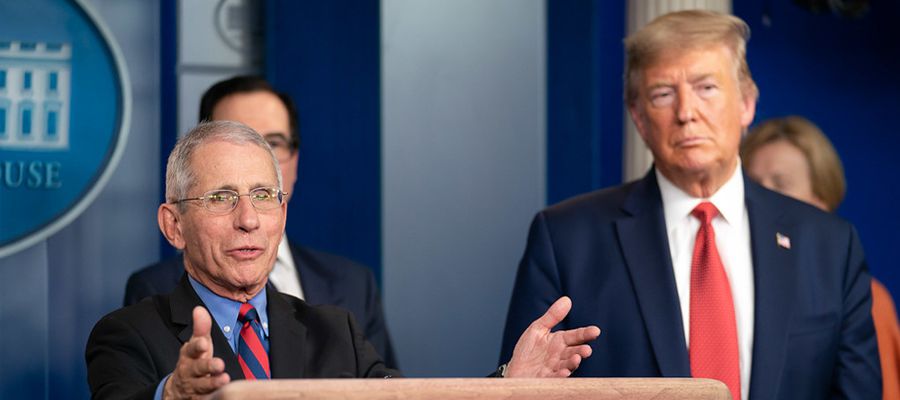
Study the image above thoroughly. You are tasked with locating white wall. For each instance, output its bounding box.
[177,0,262,135]
[382,0,546,376]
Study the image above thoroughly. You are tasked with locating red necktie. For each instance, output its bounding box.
[237,303,270,379]
[690,202,741,400]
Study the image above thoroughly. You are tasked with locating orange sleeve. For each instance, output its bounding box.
[872,279,900,400]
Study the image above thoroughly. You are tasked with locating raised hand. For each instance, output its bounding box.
[505,296,600,378]
[164,306,231,399]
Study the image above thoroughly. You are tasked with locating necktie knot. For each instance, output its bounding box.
[691,201,719,225]
[238,303,259,325]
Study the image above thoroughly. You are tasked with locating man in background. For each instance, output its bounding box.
[501,10,880,400]
[124,76,397,367]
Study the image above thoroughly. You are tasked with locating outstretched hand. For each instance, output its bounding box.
[164,306,231,399]
[505,296,600,378]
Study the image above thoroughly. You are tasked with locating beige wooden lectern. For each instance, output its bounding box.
[211,378,730,400]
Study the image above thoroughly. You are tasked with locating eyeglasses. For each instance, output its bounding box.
[264,133,298,163]
[172,187,287,214]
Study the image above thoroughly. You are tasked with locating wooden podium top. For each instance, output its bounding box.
[211,378,730,400]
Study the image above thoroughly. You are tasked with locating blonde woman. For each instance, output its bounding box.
[743,116,900,400]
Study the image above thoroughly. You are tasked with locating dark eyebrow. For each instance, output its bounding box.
[211,185,239,192]
[263,132,290,141]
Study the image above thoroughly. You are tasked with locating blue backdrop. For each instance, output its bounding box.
[264,0,383,280]
[733,0,900,299]
[546,0,625,204]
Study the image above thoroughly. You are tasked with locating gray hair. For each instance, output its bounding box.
[165,120,283,206]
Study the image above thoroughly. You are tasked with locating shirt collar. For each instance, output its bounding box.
[276,234,290,265]
[656,161,745,228]
[187,274,270,338]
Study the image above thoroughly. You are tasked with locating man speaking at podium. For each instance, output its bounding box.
[124,76,398,369]
[501,10,880,400]
[86,121,600,399]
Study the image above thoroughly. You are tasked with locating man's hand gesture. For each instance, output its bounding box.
[506,296,600,378]
[163,306,231,399]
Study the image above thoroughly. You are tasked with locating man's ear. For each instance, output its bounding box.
[739,92,758,128]
[628,104,649,143]
[158,203,186,250]
[279,201,288,232]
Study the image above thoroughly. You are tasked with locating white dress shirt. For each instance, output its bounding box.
[656,165,754,400]
[267,236,305,300]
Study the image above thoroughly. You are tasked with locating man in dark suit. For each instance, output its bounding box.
[88,121,599,399]
[500,10,880,400]
[124,76,397,368]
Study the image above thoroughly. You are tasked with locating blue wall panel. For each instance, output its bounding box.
[265,0,382,278]
[159,0,177,259]
[733,0,900,302]
[546,0,625,205]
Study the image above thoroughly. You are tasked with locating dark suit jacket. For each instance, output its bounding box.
[88,276,397,400]
[124,242,397,368]
[500,171,881,399]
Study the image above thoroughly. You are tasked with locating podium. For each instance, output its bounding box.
[211,378,731,400]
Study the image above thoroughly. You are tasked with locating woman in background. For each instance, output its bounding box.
[742,116,900,399]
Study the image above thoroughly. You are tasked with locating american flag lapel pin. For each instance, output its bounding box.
[776,232,791,249]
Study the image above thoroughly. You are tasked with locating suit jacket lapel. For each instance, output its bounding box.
[615,171,691,377]
[267,289,308,378]
[169,274,244,381]
[745,180,796,400]
[291,243,340,305]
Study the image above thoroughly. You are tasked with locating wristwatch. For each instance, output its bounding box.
[496,363,508,378]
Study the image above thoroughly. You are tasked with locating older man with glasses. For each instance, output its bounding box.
[124,76,399,368]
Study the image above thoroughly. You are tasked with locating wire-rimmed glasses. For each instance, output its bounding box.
[172,187,287,214]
